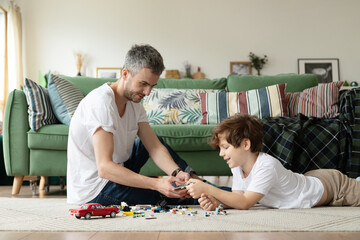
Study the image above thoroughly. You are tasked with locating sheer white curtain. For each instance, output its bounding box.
[0,7,7,120]
[7,0,22,91]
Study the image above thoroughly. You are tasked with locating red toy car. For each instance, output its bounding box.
[69,203,119,219]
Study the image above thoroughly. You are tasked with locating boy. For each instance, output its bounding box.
[186,114,360,210]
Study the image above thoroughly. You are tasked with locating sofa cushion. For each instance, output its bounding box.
[28,124,215,152]
[286,81,343,118]
[199,84,288,124]
[151,124,217,151]
[227,73,318,93]
[154,78,227,90]
[27,124,69,150]
[142,89,223,125]
[48,74,84,126]
[23,78,59,131]
[59,76,227,94]
[59,75,117,96]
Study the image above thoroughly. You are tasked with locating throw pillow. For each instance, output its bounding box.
[142,88,223,125]
[286,81,343,118]
[48,74,84,125]
[23,78,58,131]
[199,83,288,124]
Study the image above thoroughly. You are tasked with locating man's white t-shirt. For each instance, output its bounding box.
[231,152,324,209]
[67,83,148,204]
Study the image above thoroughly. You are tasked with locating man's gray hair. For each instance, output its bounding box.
[123,44,165,76]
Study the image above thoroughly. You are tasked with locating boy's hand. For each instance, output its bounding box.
[186,178,208,199]
[198,193,219,211]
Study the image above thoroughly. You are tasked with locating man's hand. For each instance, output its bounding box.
[198,193,220,211]
[156,176,189,199]
[186,178,209,199]
[176,171,191,182]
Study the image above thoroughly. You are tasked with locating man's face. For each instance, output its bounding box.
[123,68,159,103]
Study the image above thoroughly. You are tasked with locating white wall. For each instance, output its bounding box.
[14,0,360,83]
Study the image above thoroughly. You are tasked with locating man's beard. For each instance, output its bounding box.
[124,88,142,103]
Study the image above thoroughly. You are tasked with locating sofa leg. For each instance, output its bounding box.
[12,175,24,195]
[39,176,46,190]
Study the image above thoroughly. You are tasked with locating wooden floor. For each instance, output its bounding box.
[0,185,359,240]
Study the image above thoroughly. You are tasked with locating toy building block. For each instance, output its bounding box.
[123,211,134,216]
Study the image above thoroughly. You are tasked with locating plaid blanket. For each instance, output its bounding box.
[262,87,360,178]
[339,87,360,177]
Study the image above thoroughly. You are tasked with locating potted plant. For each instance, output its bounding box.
[249,52,268,76]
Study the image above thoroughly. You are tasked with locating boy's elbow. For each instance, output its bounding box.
[233,201,254,210]
[241,204,252,210]
[233,204,251,210]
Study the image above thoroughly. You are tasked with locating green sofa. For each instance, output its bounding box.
[3,73,318,194]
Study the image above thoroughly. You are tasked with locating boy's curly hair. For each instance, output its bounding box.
[209,113,264,153]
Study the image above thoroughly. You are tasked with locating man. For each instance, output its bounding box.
[67,44,201,206]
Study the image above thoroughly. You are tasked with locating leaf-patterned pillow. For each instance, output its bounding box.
[142,89,223,125]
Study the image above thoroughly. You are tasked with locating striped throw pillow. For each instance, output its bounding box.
[23,78,58,131]
[200,84,287,124]
[48,74,84,125]
[286,81,343,118]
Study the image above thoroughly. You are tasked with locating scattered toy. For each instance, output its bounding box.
[69,203,119,220]
[173,182,195,190]
[70,201,228,221]
[123,211,134,216]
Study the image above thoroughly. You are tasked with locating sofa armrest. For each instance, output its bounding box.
[3,90,30,176]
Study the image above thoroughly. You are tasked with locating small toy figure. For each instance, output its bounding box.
[215,204,227,215]
[69,203,119,220]
[121,202,131,212]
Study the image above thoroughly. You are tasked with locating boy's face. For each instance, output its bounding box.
[218,134,250,168]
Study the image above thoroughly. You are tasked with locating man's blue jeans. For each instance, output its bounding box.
[88,137,230,206]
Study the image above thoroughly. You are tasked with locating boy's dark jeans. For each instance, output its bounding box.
[88,136,231,206]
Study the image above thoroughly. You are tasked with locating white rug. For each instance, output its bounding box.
[0,197,359,232]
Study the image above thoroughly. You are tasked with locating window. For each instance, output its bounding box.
[0,7,7,121]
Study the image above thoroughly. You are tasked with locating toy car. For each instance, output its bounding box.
[69,203,119,219]
[173,182,195,190]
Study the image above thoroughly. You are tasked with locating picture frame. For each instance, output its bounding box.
[96,67,122,78]
[298,58,340,83]
[230,62,252,75]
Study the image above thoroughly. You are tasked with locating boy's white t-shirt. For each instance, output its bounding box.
[231,152,324,209]
[67,83,148,204]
